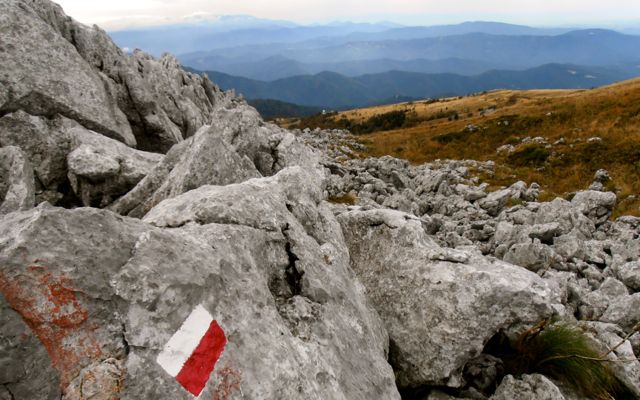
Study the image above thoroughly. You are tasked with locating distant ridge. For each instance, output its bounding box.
[198,64,640,109]
[178,29,640,79]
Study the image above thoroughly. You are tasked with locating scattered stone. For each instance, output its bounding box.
[611,261,640,291]
[496,144,515,154]
[491,374,565,400]
[571,190,617,226]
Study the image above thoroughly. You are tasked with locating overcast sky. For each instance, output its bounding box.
[54,0,640,30]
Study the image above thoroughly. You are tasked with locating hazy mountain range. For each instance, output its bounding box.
[110,16,400,55]
[193,64,640,109]
[179,29,640,78]
[111,17,640,113]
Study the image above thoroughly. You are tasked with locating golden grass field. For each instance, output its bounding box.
[284,78,640,216]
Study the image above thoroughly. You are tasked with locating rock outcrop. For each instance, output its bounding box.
[337,208,554,389]
[108,103,315,218]
[0,169,400,399]
[1,0,225,152]
[0,111,163,207]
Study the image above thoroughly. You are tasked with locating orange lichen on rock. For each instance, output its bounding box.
[0,266,102,389]
[212,361,243,400]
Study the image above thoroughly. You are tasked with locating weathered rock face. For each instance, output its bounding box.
[0,111,162,208]
[66,136,162,207]
[336,208,554,389]
[0,0,133,145]
[109,103,317,218]
[0,168,400,399]
[0,146,34,214]
[0,0,226,152]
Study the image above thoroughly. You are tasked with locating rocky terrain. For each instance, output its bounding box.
[0,1,639,399]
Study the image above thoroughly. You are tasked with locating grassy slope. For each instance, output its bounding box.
[288,78,640,216]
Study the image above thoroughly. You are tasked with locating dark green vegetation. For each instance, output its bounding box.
[201,64,640,109]
[294,110,418,135]
[491,321,637,400]
[506,144,551,167]
[247,99,323,120]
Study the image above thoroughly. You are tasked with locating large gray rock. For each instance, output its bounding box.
[477,188,512,216]
[65,128,162,207]
[581,322,640,397]
[0,111,73,193]
[611,261,640,291]
[601,292,640,331]
[0,169,400,399]
[534,198,596,238]
[0,111,162,207]
[108,124,261,218]
[1,0,227,152]
[0,0,134,146]
[336,208,554,388]
[0,146,34,214]
[491,374,565,400]
[578,277,629,320]
[503,240,557,272]
[109,105,317,218]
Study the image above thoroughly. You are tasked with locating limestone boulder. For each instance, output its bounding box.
[0,111,162,207]
[0,169,400,399]
[109,105,318,218]
[0,0,134,145]
[477,188,512,216]
[611,261,640,291]
[336,208,554,388]
[601,293,640,331]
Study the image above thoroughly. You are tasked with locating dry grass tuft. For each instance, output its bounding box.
[327,193,357,205]
[503,321,638,400]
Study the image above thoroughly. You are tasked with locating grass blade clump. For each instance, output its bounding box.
[506,321,638,400]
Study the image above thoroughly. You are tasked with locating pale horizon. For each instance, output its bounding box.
[53,0,640,31]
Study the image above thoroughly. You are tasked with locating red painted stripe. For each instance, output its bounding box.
[176,320,227,396]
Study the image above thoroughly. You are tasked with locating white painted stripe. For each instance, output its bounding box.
[157,305,214,377]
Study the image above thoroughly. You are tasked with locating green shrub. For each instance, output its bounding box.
[507,144,550,167]
[432,130,472,144]
[507,197,525,207]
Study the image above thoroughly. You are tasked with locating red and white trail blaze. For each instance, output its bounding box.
[156,305,227,397]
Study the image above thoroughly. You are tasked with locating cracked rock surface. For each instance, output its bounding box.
[0,171,399,398]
